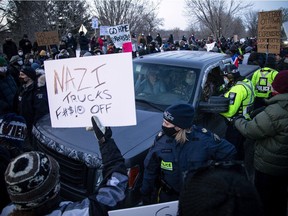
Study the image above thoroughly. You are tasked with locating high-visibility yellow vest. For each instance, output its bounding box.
[251,67,278,98]
[221,78,255,120]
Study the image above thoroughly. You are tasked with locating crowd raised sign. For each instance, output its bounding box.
[257,10,282,54]
[35,31,59,46]
[107,24,131,48]
[44,53,136,128]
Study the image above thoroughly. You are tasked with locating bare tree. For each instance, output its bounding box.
[4,0,90,43]
[0,0,10,33]
[244,10,258,37]
[184,0,253,38]
[90,0,163,35]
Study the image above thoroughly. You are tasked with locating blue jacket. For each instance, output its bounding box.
[141,125,236,198]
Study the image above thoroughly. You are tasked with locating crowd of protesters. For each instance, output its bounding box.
[0,30,288,216]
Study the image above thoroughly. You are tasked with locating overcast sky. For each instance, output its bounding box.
[158,0,288,30]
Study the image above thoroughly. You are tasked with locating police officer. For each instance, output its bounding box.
[141,104,236,204]
[220,64,255,159]
[251,56,278,110]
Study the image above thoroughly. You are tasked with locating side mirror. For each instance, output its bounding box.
[198,96,230,113]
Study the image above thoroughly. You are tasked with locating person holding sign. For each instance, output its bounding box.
[1,116,128,216]
[141,104,236,204]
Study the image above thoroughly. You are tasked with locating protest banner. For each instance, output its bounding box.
[35,31,59,46]
[44,52,136,128]
[107,24,131,48]
[108,201,178,216]
[257,10,282,54]
[100,26,109,36]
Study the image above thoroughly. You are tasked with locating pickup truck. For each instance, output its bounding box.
[33,50,259,207]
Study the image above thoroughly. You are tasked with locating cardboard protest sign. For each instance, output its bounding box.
[35,31,59,46]
[257,10,282,54]
[44,53,136,128]
[107,24,131,48]
[108,201,178,216]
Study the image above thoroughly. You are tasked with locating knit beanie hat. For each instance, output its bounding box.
[0,113,27,148]
[271,70,288,94]
[21,66,36,81]
[178,167,263,216]
[163,104,194,129]
[5,151,60,210]
[0,57,7,66]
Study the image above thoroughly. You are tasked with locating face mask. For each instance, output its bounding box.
[29,59,34,63]
[162,126,178,137]
[0,66,7,73]
[17,60,23,65]
[223,77,229,85]
[18,52,23,56]
[19,78,27,84]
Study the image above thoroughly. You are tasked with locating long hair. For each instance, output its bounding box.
[175,128,191,144]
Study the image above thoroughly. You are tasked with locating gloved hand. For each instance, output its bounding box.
[91,116,112,144]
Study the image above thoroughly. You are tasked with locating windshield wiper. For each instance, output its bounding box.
[135,98,165,112]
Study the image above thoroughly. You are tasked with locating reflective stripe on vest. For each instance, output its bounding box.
[237,79,255,118]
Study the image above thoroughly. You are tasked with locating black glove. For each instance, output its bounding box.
[91,116,112,144]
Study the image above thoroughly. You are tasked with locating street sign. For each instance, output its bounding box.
[78,24,88,34]
[92,17,98,29]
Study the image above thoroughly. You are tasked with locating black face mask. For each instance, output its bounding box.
[19,78,27,84]
[162,126,178,137]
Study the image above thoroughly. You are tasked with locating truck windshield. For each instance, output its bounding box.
[133,62,200,105]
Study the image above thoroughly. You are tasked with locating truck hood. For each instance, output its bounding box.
[33,110,162,167]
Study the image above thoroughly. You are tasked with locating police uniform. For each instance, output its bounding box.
[221,78,255,120]
[251,67,278,109]
[220,77,255,160]
[141,125,236,203]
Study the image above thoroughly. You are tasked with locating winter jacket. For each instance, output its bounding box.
[2,41,18,61]
[18,38,32,55]
[79,35,90,51]
[14,76,49,134]
[1,138,128,216]
[141,126,236,203]
[0,72,17,111]
[235,93,288,176]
